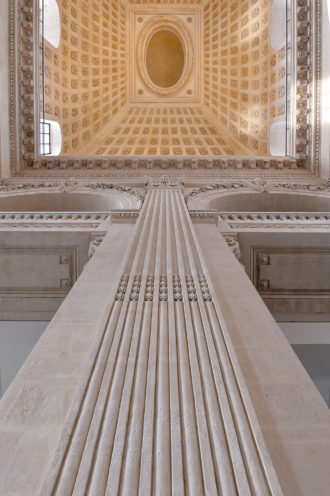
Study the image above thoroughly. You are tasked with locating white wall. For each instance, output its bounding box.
[0,321,49,398]
[279,321,330,344]
[292,344,330,407]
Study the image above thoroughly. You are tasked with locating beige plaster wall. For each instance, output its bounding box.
[203,0,270,155]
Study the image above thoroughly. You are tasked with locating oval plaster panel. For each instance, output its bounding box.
[137,16,193,96]
[146,29,184,89]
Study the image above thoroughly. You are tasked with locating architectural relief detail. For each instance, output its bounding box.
[224,235,241,261]
[185,275,197,301]
[136,16,193,97]
[0,180,143,205]
[229,223,330,231]
[221,212,330,222]
[115,275,129,302]
[0,246,76,295]
[273,182,330,192]
[0,213,108,222]
[198,274,213,302]
[145,174,184,189]
[187,182,250,199]
[0,222,101,230]
[88,234,106,259]
[29,156,300,172]
[187,180,330,200]
[110,210,140,221]
[252,247,330,298]
[144,275,154,301]
[0,210,139,231]
[220,212,330,231]
[0,182,62,192]
[173,275,183,301]
[83,182,145,202]
[40,187,282,496]
[189,210,219,221]
[159,275,168,302]
[130,274,142,301]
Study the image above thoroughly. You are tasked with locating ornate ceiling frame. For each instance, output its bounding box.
[136,16,193,97]
[9,0,321,175]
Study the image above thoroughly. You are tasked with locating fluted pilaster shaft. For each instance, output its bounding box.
[40,186,283,496]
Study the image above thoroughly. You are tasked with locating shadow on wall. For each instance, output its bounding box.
[0,192,131,211]
[0,321,49,398]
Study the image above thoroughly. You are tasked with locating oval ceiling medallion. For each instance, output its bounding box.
[137,17,193,96]
[146,30,184,89]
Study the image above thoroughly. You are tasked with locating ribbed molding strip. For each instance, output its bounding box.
[40,186,283,496]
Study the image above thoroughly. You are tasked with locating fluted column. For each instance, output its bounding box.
[40,184,283,496]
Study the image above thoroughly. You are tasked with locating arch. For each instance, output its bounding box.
[40,0,61,49]
[188,189,330,212]
[0,191,140,212]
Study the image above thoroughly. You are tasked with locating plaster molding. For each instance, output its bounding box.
[15,168,314,180]
[220,212,330,222]
[230,222,330,231]
[136,16,193,97]
[88,233,106,259]
[0,179,144,204]
[251,246,330,297]
[220,211,330,231]
[80,182,145,203]
[0,210,142,231]
[223,234,241,261]
[0,245,77,295]
[145,175,184,189]
[0,181,64,193]
[29,156,300,172]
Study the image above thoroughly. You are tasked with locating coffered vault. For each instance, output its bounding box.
[42,0,278,157]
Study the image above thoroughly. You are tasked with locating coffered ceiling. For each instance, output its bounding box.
[42,0,275,158]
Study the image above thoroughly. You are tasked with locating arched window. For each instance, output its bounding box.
[40,0,60,49]
[40,119,62,156]
[269,0,287,50]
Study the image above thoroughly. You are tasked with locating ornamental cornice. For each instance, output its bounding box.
[15,169,314,181]
[218,212,330,232]
[0,210,141,231]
